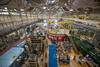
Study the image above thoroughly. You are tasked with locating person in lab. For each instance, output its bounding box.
[65,55,70,64]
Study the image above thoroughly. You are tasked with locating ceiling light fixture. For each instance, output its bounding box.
[4,7,7,10]
[20,9,24,11]
[43,7,46,9]
[47,0,55,4]
[51,0,55,3]
[64,3,67,6]
[14,9,17,11]
[69,9,73,11]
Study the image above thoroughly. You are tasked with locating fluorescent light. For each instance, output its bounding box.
[47,0,55,4]
[44,20,47,22]
[14,9,17,11]
[64,3,67,6]
[43,7,46,9]
[0,12,9,15]
[51,0,55,3]
[69,9,73,11]
[4,7,7,10]
[43,23,47,26]
[20,9,24,11]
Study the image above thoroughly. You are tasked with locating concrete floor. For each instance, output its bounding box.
[57,42,89,67]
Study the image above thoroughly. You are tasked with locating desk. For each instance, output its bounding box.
[0,47,24,67]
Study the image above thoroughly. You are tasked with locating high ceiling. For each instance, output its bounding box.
[0,0,100,16]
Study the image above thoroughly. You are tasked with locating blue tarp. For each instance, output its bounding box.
[49,43,58,67]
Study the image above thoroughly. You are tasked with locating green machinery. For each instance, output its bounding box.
[72,36,100,64]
